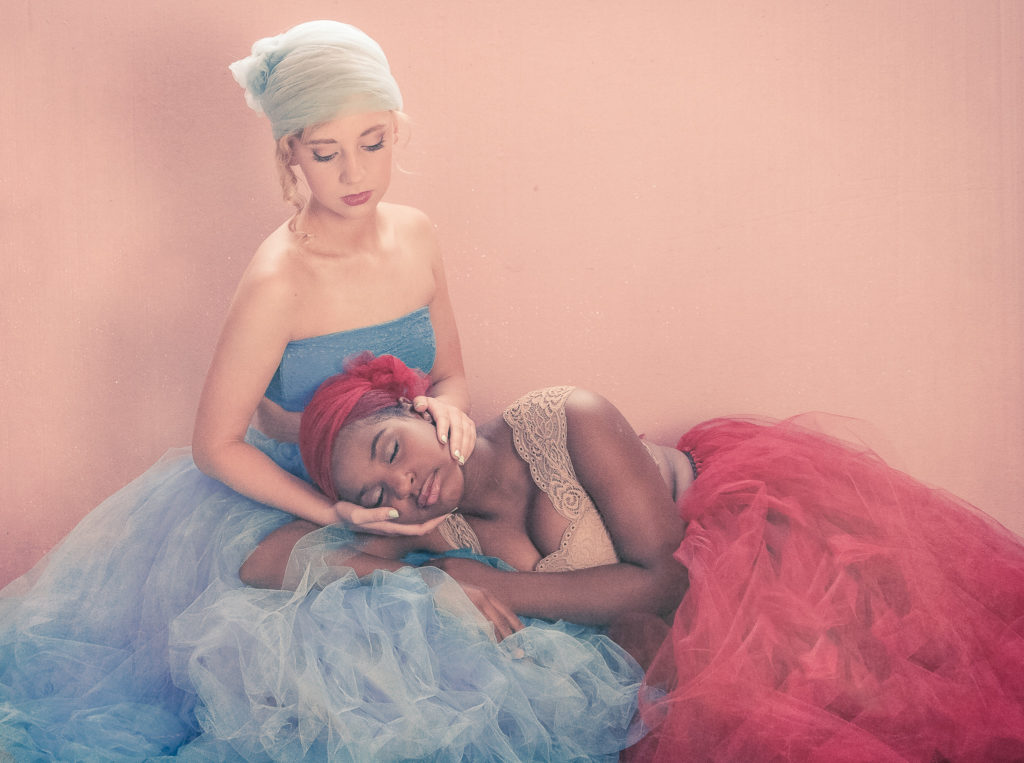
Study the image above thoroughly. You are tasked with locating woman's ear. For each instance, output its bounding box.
[279,135,299,166]
[397,397,433,424]
[391,111,411,150]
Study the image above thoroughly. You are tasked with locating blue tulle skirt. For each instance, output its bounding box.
[0,438,643,761]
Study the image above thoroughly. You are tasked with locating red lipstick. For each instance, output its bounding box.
[418,470,441,509]
[342,191,372,206]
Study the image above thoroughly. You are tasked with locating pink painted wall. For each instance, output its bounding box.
[3,1,1022,586]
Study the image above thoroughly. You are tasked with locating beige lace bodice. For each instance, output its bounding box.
[436,386,618,571]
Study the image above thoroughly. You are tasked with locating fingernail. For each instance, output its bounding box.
[457,455,465,466]
[453,449,462,460]
[387,509,400,519]
[440,434,448,444]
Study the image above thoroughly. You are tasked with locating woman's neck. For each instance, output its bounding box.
[292,203,384,257]
[452,418,522,520]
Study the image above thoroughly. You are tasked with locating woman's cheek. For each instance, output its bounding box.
[446,467,465,509]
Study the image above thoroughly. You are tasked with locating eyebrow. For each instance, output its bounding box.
[343,428,385,506]
[370,429,385,461]
[304,124,388,145]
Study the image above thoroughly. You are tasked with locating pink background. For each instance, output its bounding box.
[3,1,1022,586]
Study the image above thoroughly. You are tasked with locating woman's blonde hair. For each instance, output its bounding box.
[232,21,408,211]
[230,21,402,140]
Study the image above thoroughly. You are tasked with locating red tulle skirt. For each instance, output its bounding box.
[625,417,1024,762]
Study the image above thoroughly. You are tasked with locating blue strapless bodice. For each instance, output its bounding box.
[254,306,437,480]
[265,306,436,412]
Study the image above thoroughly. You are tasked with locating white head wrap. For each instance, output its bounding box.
[229,20,403,140]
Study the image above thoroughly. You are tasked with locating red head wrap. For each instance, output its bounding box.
[299,353,430,500]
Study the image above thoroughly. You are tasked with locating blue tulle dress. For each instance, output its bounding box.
[0,307,642,762]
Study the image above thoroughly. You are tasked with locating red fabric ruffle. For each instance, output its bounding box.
[625,417,1024,762]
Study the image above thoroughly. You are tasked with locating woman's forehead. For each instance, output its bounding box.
[305,110,392,141]
[330,420,378,487]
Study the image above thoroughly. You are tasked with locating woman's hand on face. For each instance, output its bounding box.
[332,499,451,536]
[412,396,476,465]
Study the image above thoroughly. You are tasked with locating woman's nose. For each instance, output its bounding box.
[339,154,365,184]
[388,470,415,501]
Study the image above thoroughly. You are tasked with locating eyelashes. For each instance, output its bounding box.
[311,136,386,163]
[367,438,399,507]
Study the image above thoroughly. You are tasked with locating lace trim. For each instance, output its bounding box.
[436,512,483,555]
[502,387,618,572]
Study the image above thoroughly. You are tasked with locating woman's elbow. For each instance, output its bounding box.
[191,443,216,478]
[238,553,265,587]
[239,521,316,590]
[191,431,231,480]
[637,560,689,618]
[239,550,283,589]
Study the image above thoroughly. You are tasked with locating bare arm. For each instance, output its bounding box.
[422,245,469,412]
[410,214,476,461]
[240,518,524,639]
[241,520,449,589]
[431,391,688,625]
[192,264,402,527]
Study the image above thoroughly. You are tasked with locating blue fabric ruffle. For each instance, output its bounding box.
[0,443,643,760]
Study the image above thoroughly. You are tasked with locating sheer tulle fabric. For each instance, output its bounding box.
[5,414,1023,760]
[171,539,642,761]
[0,449,290,759]
[626,418,1024,762]
[0,442,642,761]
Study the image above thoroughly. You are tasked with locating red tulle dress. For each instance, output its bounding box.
[625,417,1024,762]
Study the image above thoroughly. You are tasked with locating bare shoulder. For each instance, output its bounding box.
[563,388,645,469]
[564,388,627,430]
[382,203,440,260]
[233,225,305,307]
[565,388,693,502]
[249,221,306,277]
[382,201,434,231]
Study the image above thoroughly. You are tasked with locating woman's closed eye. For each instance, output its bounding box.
[311,135,384,162]
[361,440,398,507]
[358,479,387,509]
